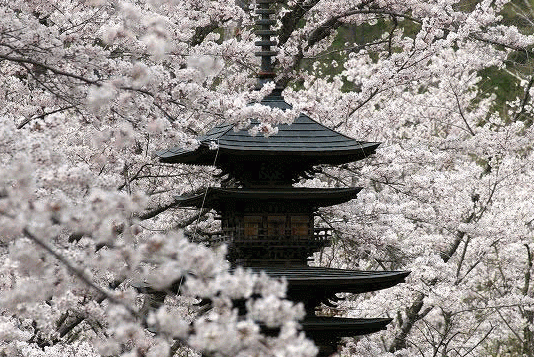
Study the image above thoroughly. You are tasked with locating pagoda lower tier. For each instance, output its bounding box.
[134,268,405,357]
[300,317,393,356]
[229,266,408,357]
[231,266,409,335]
[168,185,409,355]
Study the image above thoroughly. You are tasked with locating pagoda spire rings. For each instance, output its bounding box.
[255,0,278,88]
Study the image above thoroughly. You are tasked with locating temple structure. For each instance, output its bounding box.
[157,91,408,354]
[156,1,409,354]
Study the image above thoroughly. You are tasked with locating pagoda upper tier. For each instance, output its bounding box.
[157,91,379,185]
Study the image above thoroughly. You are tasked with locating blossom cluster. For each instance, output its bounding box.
[2,0,534,356]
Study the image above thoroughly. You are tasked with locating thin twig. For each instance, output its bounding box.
[17,105,76,129]
[450,81,475,136]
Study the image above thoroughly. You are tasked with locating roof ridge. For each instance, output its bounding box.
[199,99,373,147]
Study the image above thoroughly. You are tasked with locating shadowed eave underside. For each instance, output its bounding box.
[171,187,363,209]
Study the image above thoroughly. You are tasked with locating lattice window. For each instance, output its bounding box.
[291,216,309,238]
[244,216,262,237]
[267,215,286,238]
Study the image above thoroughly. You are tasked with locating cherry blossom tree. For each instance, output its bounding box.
[1,0,533,356]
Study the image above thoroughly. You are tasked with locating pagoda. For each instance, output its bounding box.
[157,1,409,355]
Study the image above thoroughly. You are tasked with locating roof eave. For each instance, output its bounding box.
[157,141,380,165]
[172,187,364,209]
[156,145,216,165]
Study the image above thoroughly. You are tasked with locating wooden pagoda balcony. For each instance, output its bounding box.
[208,227,332,246]
[206,227,332,264]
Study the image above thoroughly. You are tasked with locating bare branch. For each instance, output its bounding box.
[514,76,534,122]
[389,292,432,352]
[523,244,532,296]
[0,54,98,85]
[22,228,141,320]
[17,105,76,129]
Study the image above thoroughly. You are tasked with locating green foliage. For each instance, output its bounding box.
[478,66,521,119]
[294,0,533,123]
[484,334,532,357]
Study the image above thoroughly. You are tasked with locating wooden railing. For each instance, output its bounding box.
[208,227,331,246]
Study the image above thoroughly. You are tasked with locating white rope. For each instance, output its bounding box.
[191,139,220,242]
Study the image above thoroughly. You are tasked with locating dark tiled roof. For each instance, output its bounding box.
[199,115,372,152]
[156,94,379,165]
[239,266,410,294]
[262,316,392,337]
[301,316,393,337]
